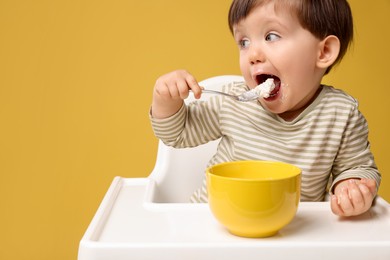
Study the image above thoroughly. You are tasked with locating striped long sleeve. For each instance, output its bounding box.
[150,82,381,202]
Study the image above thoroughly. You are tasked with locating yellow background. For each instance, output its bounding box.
[0,1,389,259]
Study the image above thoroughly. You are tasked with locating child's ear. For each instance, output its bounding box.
[316,35,340,69]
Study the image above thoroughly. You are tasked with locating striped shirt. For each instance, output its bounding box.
[150,81,381,202]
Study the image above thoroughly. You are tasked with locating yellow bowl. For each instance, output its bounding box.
[206,160,301,238]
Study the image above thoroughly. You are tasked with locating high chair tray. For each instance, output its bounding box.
[78,177,390,260]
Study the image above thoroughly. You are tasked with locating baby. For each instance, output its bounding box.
[150,0,381,217]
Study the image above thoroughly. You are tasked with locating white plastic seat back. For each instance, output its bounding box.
[148,75,244,203]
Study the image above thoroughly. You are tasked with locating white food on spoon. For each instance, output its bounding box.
[254,78,275,98]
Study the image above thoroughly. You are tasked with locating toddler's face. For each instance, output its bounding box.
[233,2,326,120]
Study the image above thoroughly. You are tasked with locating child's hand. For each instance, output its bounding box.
[154,70,202,101]
[152,70,202,119]
[331,178,377,217]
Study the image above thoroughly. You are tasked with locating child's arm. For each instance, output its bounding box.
[330,178,377,217]
[151,70,203,119]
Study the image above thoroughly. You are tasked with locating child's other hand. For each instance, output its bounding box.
[331,178,377,217]
[154,70,202,101]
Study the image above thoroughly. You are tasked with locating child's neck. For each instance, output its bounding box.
[278,85,323,122]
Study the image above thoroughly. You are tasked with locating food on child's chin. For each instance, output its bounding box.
[254,78,275,98]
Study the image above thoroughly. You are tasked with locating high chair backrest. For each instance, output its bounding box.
[148,75,244,203]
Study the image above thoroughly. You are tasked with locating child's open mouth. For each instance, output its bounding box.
[256,74,281,98]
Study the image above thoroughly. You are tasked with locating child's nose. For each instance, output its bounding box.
[249,45,265,65]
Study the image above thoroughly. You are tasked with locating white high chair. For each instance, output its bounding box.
[148,75,244,203]
[78,75,390,260]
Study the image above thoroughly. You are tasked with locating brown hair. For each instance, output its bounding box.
[228,0,354,73]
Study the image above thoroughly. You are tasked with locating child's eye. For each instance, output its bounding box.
[265,33,280,42]
[239,39,250,49]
